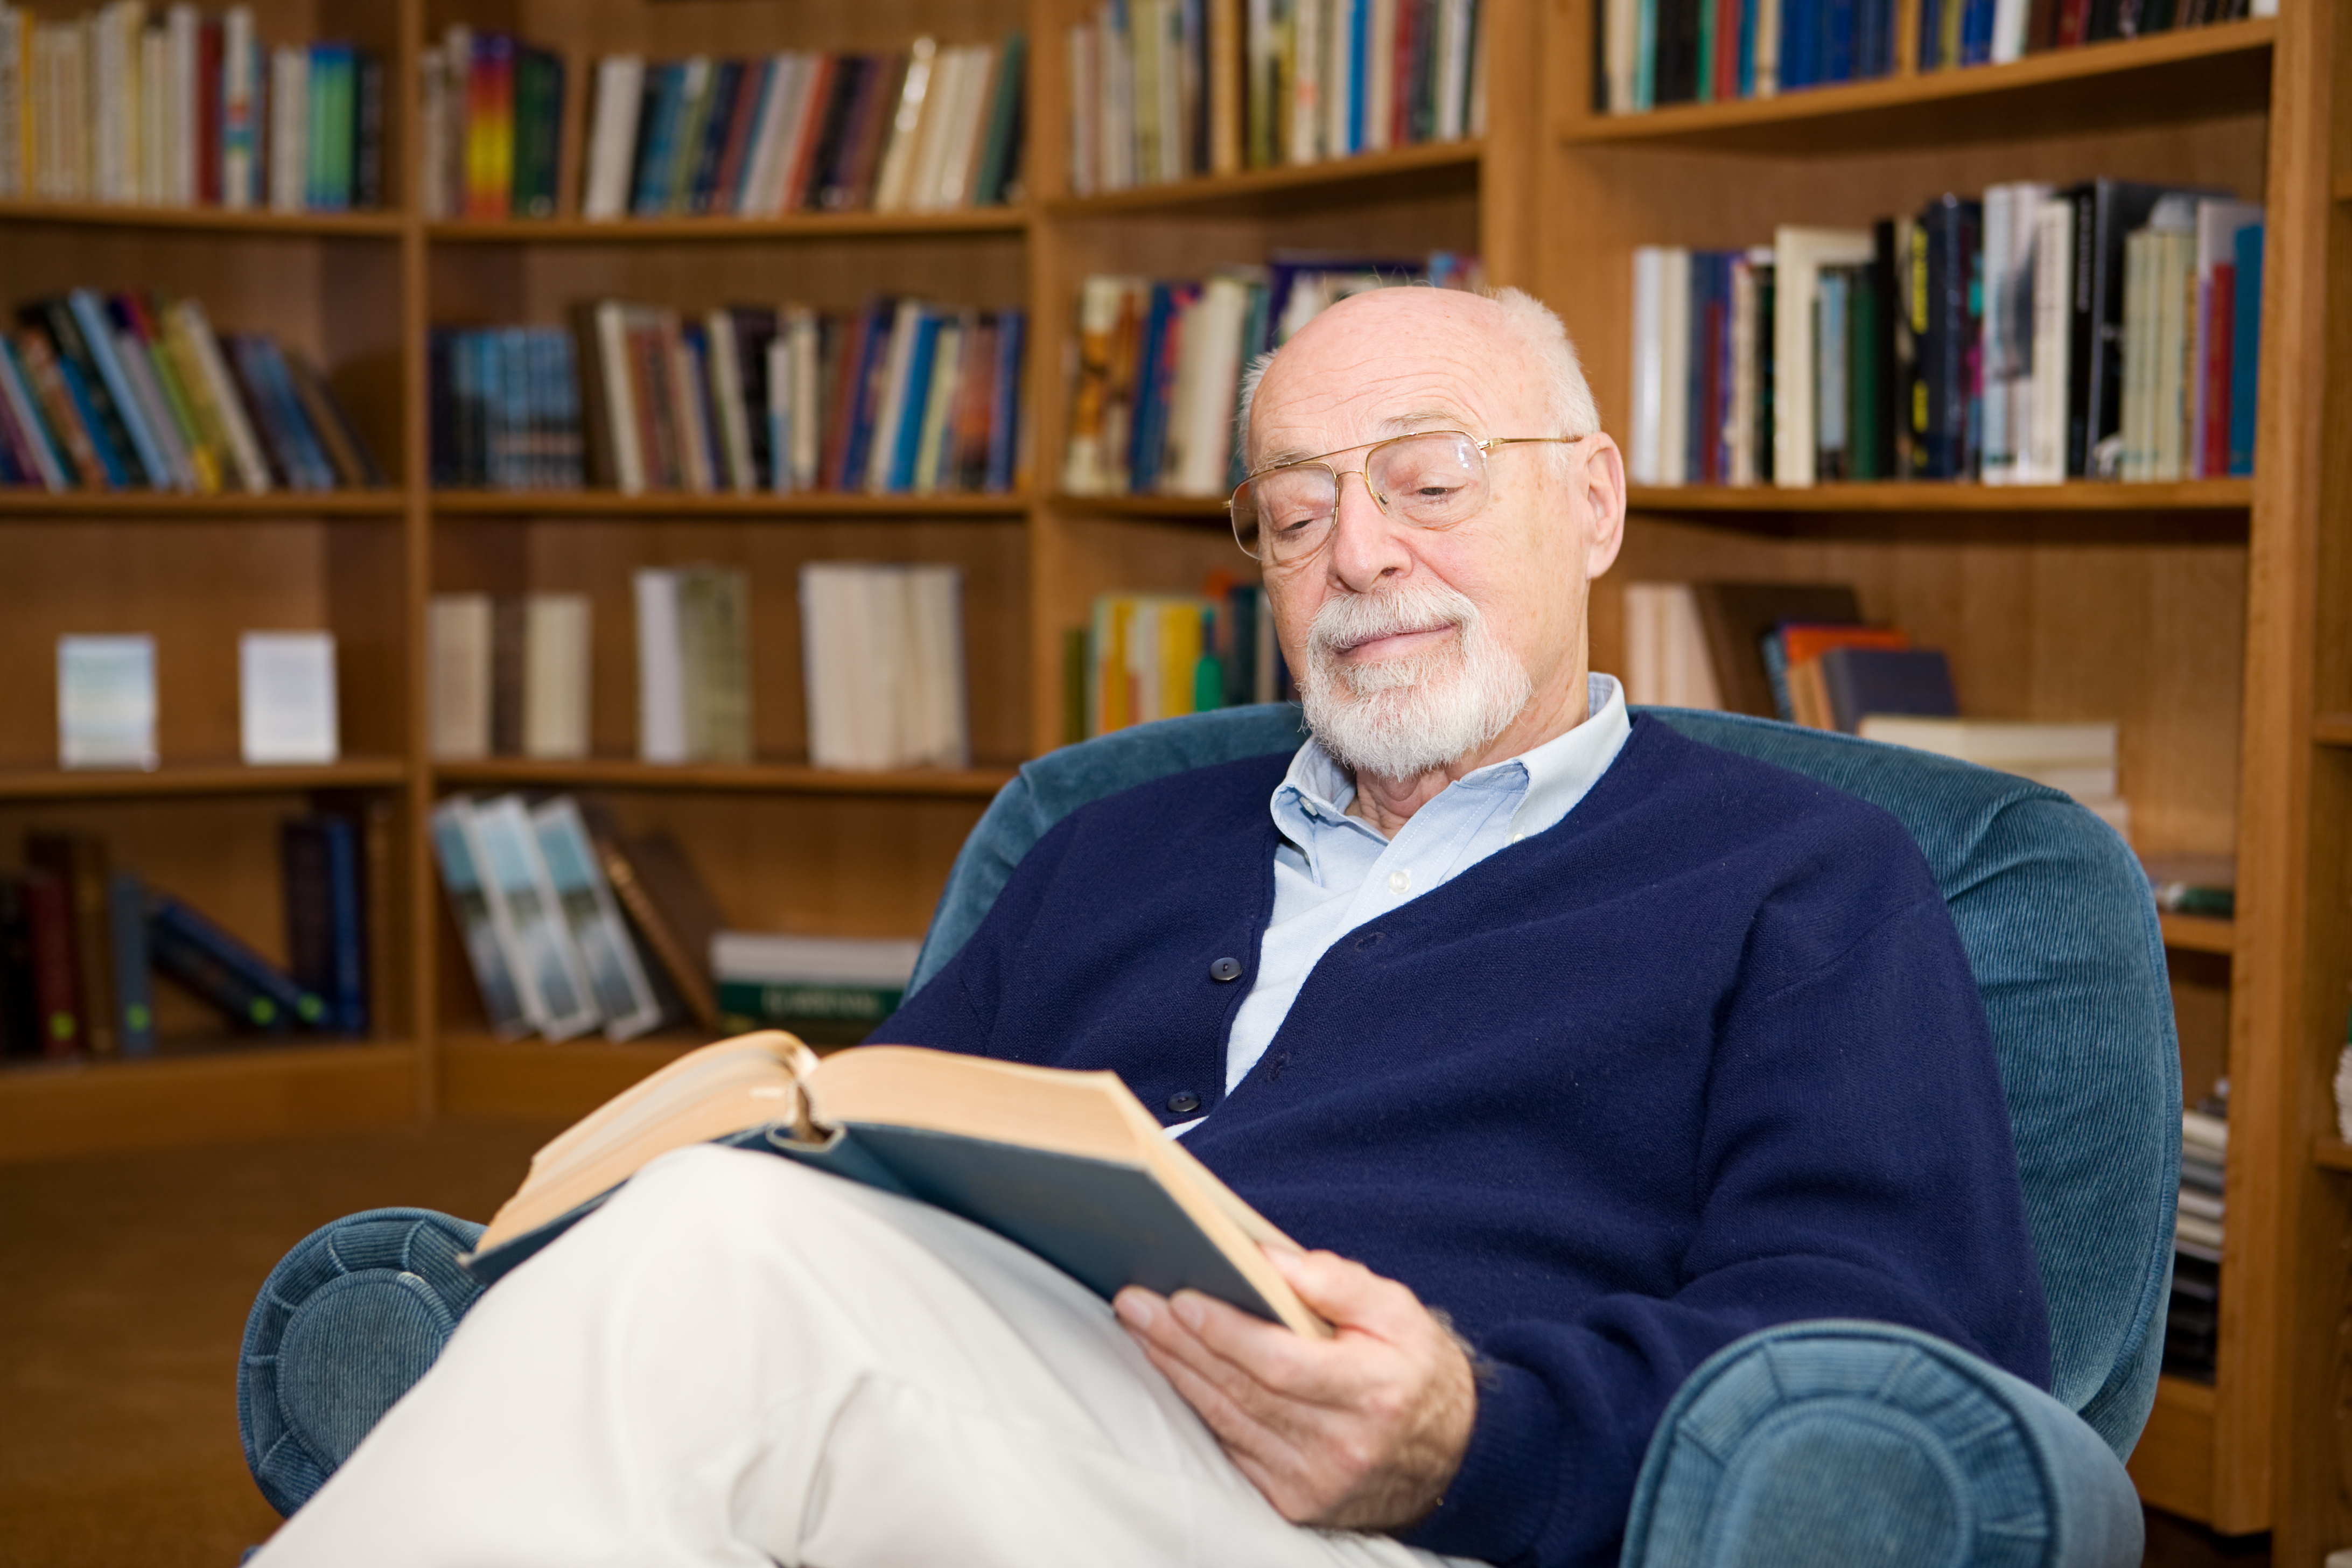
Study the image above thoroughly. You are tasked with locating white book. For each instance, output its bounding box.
[936,44,998,208]
[704,309,755,493]
[634,568,687,764]
[428,593,492,760]
[529,797,665,1042]
[865,299,928,493]
[768,53,828,215]
[582,54,644,220]
[1754,0,1780,95]
[799,562,858,768]
[57,633,157,770]
[1324,0,1350,158]
[0,7,23,199]
[268,44,305,212]
[1991,0,2028,63]
[1728,253,1761,486]
[873,35,937,213]
[429,798,533,1040]
[1156,9,1185,182]
[787,306,822,492]
[138,20,165,204]
[1068,23,1099,197]
[912,318,964,494]
[1982,183,2052,484]
[466,794,603,1041]
[735,53,798,218]
[2154,226,2192,481]
[591,302,643,494]
[522,594,591,760]
[712,932,922,988]
[1772,225,1874,488]
[2022,198,2075,485]
[766,334,794,491]
[1856,716,2118,768]
[1291,0,1323,162]
[1628,247,1667,485]
[90,4,127,204]
[221,7,256,207]
[165,3,196,204]
[903,564,969,767]
[1367,0,1397,150]
[906,44,967,212]
[1604,0,1636,113]
[239,630,338,764]
[1657,247,1691,486]
[1620,584,1723,709]
[2119,228,2154,482]
[1436,0,1469,136]
[1163,274,1251,495]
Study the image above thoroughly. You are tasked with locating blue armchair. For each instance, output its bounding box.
[241,705,2176,1565]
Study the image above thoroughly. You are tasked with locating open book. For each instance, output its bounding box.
[466,1032,1326,1336]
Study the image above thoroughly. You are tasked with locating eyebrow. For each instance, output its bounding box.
[1254,408,1478,469]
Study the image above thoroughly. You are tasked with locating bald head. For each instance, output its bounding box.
[1240,286,1599,471]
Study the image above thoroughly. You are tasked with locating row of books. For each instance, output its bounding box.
[1597,0,2271,114]
[1066,0,1485,197]
[1061,250,1483,498]
[0,810,391,1059]
[524,298,1026,497]
[0,4,384,211]
[1626,181,2264,490]
[2166,1090,2227,1381]
[428,594,593,764]
[418,27,564,222]
[1,289,384,493]
[556,36,1027,224]
[1076,575,1294,740]
[54,629,340,771]
[801,563,971,771]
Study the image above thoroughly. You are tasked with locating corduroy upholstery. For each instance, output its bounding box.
[243,704,2175,1565]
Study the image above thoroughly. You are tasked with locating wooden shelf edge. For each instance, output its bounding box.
[2313,713,2352,747]
[0,490,406,517]
[2130,1372,2218,1522]
[1560,19,2275,146]
[439,1032,710,1121]
[1052,492,1231,521]
[430,491,1027,517]
[2314,1137,2352,1173]
[0,757,410,800]
[1042,138,1482,218]
[0,199,406,236]
[432,759,1018,797]
[2159,911,2235,956]
[1627,479,2254,514]
[426,208,1026,243]
[0,1040,421,1163]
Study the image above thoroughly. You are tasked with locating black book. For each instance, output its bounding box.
[0,876,39,1059]
[2062,179,2183,478]
[1914,193,1981,480]
[725,305,780,483]
[513,47,566,218]
[1655,0,1702,104]
[801,55,869,212]
[283,815,368,1037]
[687,59,744,214]
[1868,218,1901,480]
[354,51,384,209]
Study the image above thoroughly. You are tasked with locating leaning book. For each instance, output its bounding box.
[465,1032,1328,1337]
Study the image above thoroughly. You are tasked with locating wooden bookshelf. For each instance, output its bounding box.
[430,491,1028,517]
[425,209,1029,243]
[0,491,408,518]
[2160,912,2236,956]
[0,759,410,802]
[0,200,409,237]
[1622,479,2253,514]
[1042,139,1484,219]
[2313,713,2352,746]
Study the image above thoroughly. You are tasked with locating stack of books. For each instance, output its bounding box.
[1065,0,1485,197]
[711,932,921,1045]
[1078,575,1290,740]
[799,563,970,772]
[1857,716,2126,837]
[512,298,1025,496]
[0,810,393,1059]
[0,4,384,211]
[1062,250,1481,499]
[1597,0,2272,114]
[545,34,1027,224]
[1627,183,2264,489]
[2166,1093,2227,1381]
[2,289,383,493]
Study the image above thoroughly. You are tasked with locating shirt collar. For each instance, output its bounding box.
[1271,671,1632,846]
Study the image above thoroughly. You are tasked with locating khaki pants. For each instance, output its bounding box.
[254,1144,1485,1568]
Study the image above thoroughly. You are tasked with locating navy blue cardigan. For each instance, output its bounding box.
[880,714,2051,1568]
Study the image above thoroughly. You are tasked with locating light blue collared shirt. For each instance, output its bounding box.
[1172,673,1632,1135]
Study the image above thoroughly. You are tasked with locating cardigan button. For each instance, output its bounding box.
[1209,956,1243,982]
[1167,1090,1202,1115]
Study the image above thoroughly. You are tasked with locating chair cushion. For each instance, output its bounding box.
[904,704,2179,1456]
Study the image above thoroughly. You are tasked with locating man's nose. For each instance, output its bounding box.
[1324,470,1411,587]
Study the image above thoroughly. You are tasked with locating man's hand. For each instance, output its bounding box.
[1112,1247,1476,1532]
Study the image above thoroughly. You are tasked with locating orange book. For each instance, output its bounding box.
[1776,624,1908,731]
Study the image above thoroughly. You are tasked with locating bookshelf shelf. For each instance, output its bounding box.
[1044,139,1484,220]
[0,758,409,801]
[1051,492,1230,520]
[0,491,408,519]
[2314,1138,2352,1173]
[1560,20,2276,153]
[432,758,1017,798]
[1627,480,2254,513]
[2160,912,2236,956]
[0,1040,422,1165]
[430,492,1028,519]
[2313,715,2352,747]
[0,200,408,238]
[425,209,1028,244]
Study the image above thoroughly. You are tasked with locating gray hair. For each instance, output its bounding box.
[1235,285,1601,465]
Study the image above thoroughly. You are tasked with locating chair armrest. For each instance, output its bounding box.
[1621,1320,2143,1568]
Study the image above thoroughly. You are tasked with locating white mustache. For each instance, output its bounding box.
[1306,583,1473,668]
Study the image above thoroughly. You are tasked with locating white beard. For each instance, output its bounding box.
[1298,578,1532,783]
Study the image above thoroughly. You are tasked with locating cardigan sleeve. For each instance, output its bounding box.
[1404,891,2051,1568]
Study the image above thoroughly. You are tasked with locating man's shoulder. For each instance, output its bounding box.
[1056,746,1297,835]
[1602,713,1919,847]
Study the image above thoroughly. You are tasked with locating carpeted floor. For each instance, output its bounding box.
[0,1118,562,1568]
[0,1119,2273,1568]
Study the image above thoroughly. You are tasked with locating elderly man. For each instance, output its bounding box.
[254,286,2047,1568]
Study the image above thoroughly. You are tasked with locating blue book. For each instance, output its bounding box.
[47,347,134,487]
[985,309,1025,494]
[0,337,69,484]
[1959,0,1993,65]
[1817,646,1957,733]
[836,300,898,492]
[2228,222,2263,478]
[500,327,530,488]
[1822,0,1854,83]
[1634,0,1658,107]
[629,64,687,216]
[67,290,169,488]
[234,335,335,490]
[307,43,355,211]
[148,891,328,1032]
[887,312,943,492]
[1915,0,1941,67]
[1348,0,1369,151]
[107,871,155,1057]
[283,816,367,1037]
[730,58,781,213]
[1736,0,1758,96]
[1128,284,1182,492]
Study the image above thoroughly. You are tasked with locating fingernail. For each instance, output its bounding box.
[1115,1291,1155,1329]
[1172,1294,1207,1331]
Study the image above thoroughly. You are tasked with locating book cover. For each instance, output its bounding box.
[149,888,327,1032]
[26,832,114,1057]
[1815,645,1957,733]
[429,798,533,1039]
[21,868,82,1057]
[512,45,564,218]
[57,633,158,770]
[282,814,367,1036]
[627,61,687,216]
[530,797,666,1043]
[581,812,722,1033]
[2227,221,2262,478]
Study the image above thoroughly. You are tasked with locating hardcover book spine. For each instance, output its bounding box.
[149,890,327,1030]
[22,868,83,1056]
[107,869,155,1056]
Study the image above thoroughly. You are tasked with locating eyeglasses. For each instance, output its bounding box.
[1228,430,1591,566]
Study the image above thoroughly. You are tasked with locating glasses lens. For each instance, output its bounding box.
[1371,432,1486,526]
[1235,465,1338,562]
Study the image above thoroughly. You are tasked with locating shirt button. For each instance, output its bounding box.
[1209,956,1243,982]
[1388,868,1411,894]
[1167,1091,1202,1115]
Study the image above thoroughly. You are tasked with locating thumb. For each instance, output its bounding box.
[1264,1246,1409,1336]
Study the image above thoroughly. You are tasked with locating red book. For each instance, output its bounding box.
[780,55,838,211]
[2203,265,2234,480]
[21,869,81,1058]
[818,305,877,489]
[2055,0,2092,48]
[1718,0,1744,99]
[1392,0,1415,145]
[1700,293,1724,484]
[197,19,224,205]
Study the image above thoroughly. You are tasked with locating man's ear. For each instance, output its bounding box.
[1577,436,1628,581]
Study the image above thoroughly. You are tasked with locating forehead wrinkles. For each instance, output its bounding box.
[1252,348,1515,463]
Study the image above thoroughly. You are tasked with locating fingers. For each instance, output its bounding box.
[1263,1248,1425,1343]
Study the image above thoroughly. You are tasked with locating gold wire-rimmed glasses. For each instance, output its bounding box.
[1227,431,1592,565]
